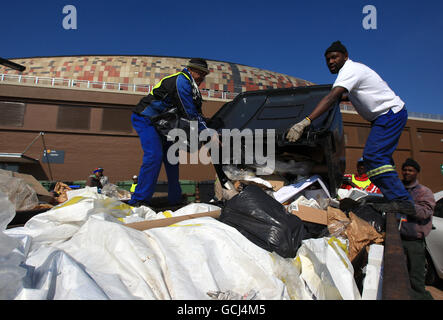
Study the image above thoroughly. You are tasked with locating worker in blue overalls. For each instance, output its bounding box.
[286,41,416,217]
[129,58,210,207]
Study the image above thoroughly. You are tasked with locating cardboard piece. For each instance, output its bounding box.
[291,205,327,225]
[125,209,221,231]
[54,182,73,203]
[345,212,384,261]
[260,174,286,191]
[326,206,350,237]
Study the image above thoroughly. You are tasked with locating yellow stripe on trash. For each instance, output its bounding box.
[110,204,132,216]
[54,196,85,209]
[161,211,173,218]
[328,237,349,268]
[167,223,202,228]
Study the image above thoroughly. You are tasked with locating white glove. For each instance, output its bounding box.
[286,117,311,142]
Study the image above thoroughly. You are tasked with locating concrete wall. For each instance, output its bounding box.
[1,83,442,192]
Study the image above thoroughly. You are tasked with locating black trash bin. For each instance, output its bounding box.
[198,180,215,203]
[209,84,346,198]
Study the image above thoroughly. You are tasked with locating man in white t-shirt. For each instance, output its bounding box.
[286,41,415,215]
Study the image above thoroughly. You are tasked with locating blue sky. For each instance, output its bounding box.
[2,0,443,115]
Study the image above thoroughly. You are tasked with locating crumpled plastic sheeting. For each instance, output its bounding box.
[7,216,290,300]
[296,237,361,300]
[3,189,292,300]
[140,218,288,299]
[0,171,39,211]
[101,183,132,201]
[0,191,29,299]
[3,188,362,300]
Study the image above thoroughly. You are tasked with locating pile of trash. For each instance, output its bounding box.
[0,168,133,216]
[0,169,40,211]
[1,163,386,300]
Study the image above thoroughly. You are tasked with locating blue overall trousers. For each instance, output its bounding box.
[128,112,182,206]
[363,108,413,203]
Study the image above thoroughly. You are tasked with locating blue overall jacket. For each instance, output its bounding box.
[133,68,207,131]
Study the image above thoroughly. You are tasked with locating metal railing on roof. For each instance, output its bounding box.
[1,73,442,121]
[0,73,238,100]
[408,111,443,121]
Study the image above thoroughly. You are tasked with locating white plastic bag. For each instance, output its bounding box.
[0,191,27,299]
[296,237,361,300]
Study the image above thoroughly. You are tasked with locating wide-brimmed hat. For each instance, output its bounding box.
[187,58,210,74]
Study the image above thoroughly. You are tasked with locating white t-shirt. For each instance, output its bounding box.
[333,59,404,122]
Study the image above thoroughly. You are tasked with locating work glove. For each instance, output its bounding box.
[286,117,311,142]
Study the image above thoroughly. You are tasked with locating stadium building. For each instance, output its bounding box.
[0,55,442,192]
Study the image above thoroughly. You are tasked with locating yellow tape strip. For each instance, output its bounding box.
[54,196,85,209]
[161,211,173,218]
[168,223,202,228]
[328,237,349,268]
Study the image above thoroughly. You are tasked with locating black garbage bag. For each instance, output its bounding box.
[339,196,387,233]
[219,185,305,258]
[303,221,329,239]
[351,204,386,233]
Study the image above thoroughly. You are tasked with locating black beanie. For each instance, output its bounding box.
[325,41,348,56]
[402,158,421,172]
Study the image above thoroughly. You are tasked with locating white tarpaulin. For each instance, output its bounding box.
[1,188,361,300]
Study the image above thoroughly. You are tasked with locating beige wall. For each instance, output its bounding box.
[1,83,442,192]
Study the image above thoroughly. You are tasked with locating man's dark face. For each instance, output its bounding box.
[357,163,366,176]
[325,51,348,74]
[402,166,418,184]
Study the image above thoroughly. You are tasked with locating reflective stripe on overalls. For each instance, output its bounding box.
[366,164,396,178]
